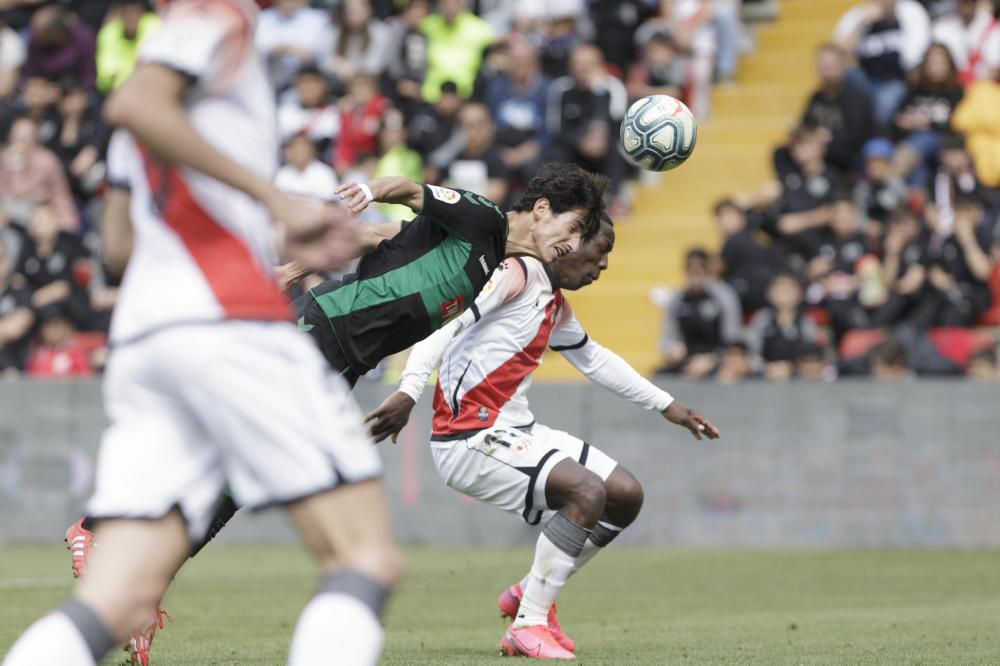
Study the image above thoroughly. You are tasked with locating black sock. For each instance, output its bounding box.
[189,493,239,558]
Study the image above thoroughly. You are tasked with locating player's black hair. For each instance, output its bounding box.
[511,163,608,241]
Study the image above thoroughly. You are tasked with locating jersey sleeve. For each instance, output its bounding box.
[105,130,136,190]
[552,297,673,412]
[398,258,528,402]
[419,184,507,242]
[139,0,252,92]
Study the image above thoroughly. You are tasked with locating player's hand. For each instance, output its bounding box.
[365,391,416,444]
[335,182,375,214]
[279,201,359,273]
[662,401,720,441]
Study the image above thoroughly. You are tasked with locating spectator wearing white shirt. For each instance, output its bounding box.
[277,65,340,159]
[275,133,340,201]
[256,0,331,89]
[835,0,932,127]
[0,18,26,99]
[932,0,1000,85]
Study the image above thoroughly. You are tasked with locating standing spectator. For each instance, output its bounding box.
[712,0,747,82]
[0,116,79,231]
[853,137,907,236]
[430,102,508,204]
[322,0,393,83]
[891,43,964,186]
[385,0,430,115]
[51,82,109,201]
[547,43,628,197]
[256,0,331,90]
[747,272,820,381]
[658,248,743,379]
[275,132,340,200]
[95,0,159,94]
[372,108,423,222]
[25,304,93,379]
[333,73,388,173]
[715,198,777,313]
[932,0,1000,85]
[801,43,875,173]
[627,30,686,102]
[485,36,550,186]
[277,65,340,157]
[661,0,717,118]
[0,240,33,376]
[0,16,26,99]
[22,5,97,90]
[834,0,931,127]
[420,0,495,101]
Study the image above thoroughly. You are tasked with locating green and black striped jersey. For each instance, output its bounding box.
[301,184,508,376]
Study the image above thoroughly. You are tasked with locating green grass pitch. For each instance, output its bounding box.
[2,544,998,664]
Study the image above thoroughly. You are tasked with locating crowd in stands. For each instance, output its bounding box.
[0,0,749,379]
[660,0,1000,382]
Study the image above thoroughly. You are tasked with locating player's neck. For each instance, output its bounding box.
[504,211,541,260]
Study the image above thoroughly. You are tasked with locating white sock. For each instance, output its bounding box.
[288,594,384,666]
[512,532,579,627]
[2,611,96,666]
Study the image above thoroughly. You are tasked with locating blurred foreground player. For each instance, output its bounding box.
[367,215,720,659]
[4,2,401,666]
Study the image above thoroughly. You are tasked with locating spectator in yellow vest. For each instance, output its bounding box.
[96,0,160,93]
[420,0,494,101]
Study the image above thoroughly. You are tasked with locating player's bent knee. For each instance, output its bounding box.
[604,467,645,524]
[572,469,608,516]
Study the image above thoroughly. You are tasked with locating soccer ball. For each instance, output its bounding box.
[619,95,697,172]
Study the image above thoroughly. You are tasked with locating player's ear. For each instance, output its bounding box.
[532,197,550,219]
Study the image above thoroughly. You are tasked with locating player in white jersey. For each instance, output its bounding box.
[367,215,720,659]
[3,2,400,666]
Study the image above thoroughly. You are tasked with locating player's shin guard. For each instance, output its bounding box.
[288,570,388,666]
[514,513,591,628]
[2,598,115,666]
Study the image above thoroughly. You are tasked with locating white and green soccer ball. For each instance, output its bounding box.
[619,95,697,172]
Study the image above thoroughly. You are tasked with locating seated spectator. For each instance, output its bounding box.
[25,303,93,379]
[0,241,33,376]
[810,198,875,339]
[853,137,907,238]
[384,0,431,116]
[715,198,778,313]
[470,40,511,103]
[810,197,870,280]
[333,73,388,174]
[627,30,685,102]
[275,133,340,200]
[932,0,1000,85]
[22,6,97,90]
[965,347,998,380]
[801,43,875,173]
[430,102,508,204]
[420,0,495,101]
[766,124,841,262]
[869,337,912,380]
[484,36,550,186]
[874,206,929,327]
[321,0,393,83]
[795,344,831,381]
[95,0,159,93]
[658,248,743,379]
[256,0,331,90]
[834,0,931,127]
[14,203,88,312]
[52,81,108,201]
[372,108,423,222]
[747,272,819,381]
[0,116,79,231]
[950,74,1000,188]
[926,133,983,222]
[589,0,644,77]
[891,43,964,186]
[277,66,340,157]
[534,3,586,80]
[0,16,26,99]
[917,193,994,327]
[0,75,61,146]
[547,43,627,200]
[407,81,463,160]
[715,342,754,384]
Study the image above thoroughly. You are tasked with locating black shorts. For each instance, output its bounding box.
[293,294,360,388]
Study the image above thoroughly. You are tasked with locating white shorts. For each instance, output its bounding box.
[87,321,379,545]
[430,424,618,525]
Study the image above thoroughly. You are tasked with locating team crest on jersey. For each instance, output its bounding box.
[428,184,461,204]
[478,406,489,422]
[441,294,465,323]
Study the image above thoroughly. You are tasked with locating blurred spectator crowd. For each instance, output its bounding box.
[0,0,753,380]
[659,0,1000,382]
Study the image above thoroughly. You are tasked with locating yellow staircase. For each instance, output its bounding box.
[537,0,857,380]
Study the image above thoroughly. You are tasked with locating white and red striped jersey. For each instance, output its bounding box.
[107,0,288,345]
[399,256,674,441]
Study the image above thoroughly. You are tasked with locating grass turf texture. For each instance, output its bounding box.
[1,545,998,664]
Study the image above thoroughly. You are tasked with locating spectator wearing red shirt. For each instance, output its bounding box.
[22,6,97,90]
[334,73,387,173]
[25,304,93,379]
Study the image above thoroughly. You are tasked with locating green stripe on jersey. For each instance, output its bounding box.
[311,235,476,330]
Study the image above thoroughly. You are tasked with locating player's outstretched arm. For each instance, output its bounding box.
[336,178,424,214]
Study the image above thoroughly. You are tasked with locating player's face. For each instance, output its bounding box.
[532,199,586,263]
[551,223,615,291]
